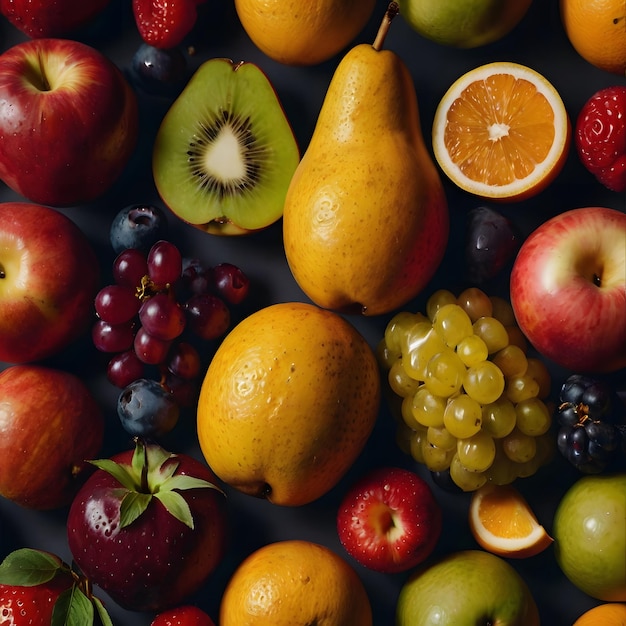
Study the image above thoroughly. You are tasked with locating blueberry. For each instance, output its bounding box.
[117,378,179,439]
[129,44,188,97]
[110,204,168,254]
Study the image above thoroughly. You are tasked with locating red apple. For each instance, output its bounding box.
[0,38,138,207]
[0,202,100,364]
[67,440,229,612]
[0,0,111,38]
[0,364,104,510]
[336,466,442,574]
[510,207,626,373]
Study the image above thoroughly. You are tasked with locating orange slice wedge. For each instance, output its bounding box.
[469,483,553,558]
[432,61,571,201]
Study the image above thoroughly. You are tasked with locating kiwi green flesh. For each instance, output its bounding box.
[152,58,300,234]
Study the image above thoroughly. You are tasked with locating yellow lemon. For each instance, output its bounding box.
[197,302,380,506]
[219,540,373,625]
[234,0,376,66]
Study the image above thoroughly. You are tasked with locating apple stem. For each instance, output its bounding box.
[372,2,399,52]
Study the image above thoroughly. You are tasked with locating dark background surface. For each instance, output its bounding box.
[0,0,625,624]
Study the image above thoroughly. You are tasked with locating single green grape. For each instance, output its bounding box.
[491,344,528,378]
[384,311,427,355]
[433,303,473,348]
[525,357,552,399]
[463,360,505,405]
[427,425,458,451]
[505,325,528,352]
[515,397,552,436]
[481,396,517,438]
[411,386,446,428]
[403,323,447,381]
[457,287,493,322]
[456,334,489,368]
[409,426,428,464]
[376,338,399,370]
[401,394,422,431]
[388,359,420,398]
[486,442,519,485]
[449,453,488,492]
[473,316,510,354]
[443,393,482,438]
[457,430,496,472]
[424,350,466,397]
[421,440,455,472]
[489,295,516,326]
[502,427,537,463]
[426,288,457,321]
[505,374,540,403]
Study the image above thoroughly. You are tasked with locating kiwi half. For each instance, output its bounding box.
[152,58,300,235]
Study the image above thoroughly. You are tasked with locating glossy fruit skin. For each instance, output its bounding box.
[0,571,75,625]
[572,602,626,625]
[151,605,217,626]
[0,202,101,364]
[575,86,626,192]
[396,549,540,625]
[67,448,229,612]
[133,0,202,49]
[0,365,104,510]
[130,44,189,97]
[109,204,169,254]
[0,38,138,207]
[337,467,442,574]
[234,0,376,66]
[197,302,381,506]
[553,473,626,601]
[0,0,111,37]
[510,207,626,373]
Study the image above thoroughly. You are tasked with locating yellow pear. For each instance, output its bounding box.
[283,3,449,316]
[234,0,376,66]
[196,302,381,506]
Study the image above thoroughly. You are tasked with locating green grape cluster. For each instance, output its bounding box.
[378,287,554,492]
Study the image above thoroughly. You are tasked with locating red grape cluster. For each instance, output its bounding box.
[92,239,250,411]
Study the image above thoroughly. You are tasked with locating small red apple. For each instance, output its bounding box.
[67,440,229,612]
[0,0,111,38]
[0,202,100,364]
[336,466,442,574]
[0,364,104,510]
[510,206,626,373]
[0,38,138,207]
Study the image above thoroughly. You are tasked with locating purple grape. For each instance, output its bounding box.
[211,262,250,304]
[95,284,140,325]
[139,293,186,341]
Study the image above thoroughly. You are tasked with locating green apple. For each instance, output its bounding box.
[397,0,533,48]
[553,473,626,601]
[396,550,540,625]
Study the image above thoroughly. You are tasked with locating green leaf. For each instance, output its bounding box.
[0,549,65,586]
[146,442,176,472]
[154,490,194,528]
[161,474,223,494]
[92,596,114,626]
[51,586,94,626]
[119,491,152,528]
[90,458,139,491]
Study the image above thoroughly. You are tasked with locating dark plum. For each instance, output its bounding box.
[129,44,188,97]
[465,206,519,284]
[110,204,168,254]
[117,378,180,439]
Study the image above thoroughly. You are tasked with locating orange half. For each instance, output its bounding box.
[432,62,571,201]
[469,483,553,558]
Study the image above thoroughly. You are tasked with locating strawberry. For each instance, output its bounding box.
[152,605,216,625]
[66,439,229,612]
[575,85,626,193]
[132,0,202,49]
[0,548,112,625]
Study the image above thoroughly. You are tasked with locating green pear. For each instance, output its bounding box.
[282,2,448,316]
[396,550,540,625]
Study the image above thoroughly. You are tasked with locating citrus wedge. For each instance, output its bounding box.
[432,61,571,201]
[469,483,553,558]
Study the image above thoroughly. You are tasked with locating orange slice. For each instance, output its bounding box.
[469,483,553,558]
[432,61,571,201]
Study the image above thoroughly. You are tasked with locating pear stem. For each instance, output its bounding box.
[373,2,399,51]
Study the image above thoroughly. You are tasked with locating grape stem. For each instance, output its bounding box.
[373,2,399,51]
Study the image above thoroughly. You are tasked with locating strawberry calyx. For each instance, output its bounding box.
[0,548,112,626]
[89,438,223,530]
